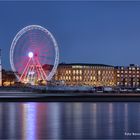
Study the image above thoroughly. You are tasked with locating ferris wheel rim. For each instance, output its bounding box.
[10,24,59,81]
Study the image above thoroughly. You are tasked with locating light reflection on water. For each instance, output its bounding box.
[0,102,139,139]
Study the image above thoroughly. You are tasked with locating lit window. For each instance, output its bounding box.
[76,76,78,80]
[90,77,92,80]
[117,74,120,77]
[132,67,135,70]
[117,70,120,73]
[98,71,101,75]
[80,70,82,75]
[72,66,83,68]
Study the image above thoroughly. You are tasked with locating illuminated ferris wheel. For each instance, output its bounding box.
[10,25,59,85]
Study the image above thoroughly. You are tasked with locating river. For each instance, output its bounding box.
[0,102,139,139]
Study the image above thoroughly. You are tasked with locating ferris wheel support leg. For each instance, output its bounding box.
[22,61,32,83]
[31,63,35,83]
[36,57,47,80]
[19,58,31,82]
[35,65,41,81]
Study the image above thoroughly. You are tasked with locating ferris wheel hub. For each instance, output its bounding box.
[28,52,33,58]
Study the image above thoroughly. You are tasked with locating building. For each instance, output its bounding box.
[115,64,140,88]
[54,63,116,87]
[0,49,2,86]
[2,70,16,86]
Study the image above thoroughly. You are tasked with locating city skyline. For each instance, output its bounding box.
[1,1,140,69]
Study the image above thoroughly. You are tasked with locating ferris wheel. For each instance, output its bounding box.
[10,25,59,85]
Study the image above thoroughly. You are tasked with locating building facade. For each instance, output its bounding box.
[115,64,140,87]
[54,63,116,87]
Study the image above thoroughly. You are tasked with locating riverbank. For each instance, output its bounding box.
[0,92,140,102]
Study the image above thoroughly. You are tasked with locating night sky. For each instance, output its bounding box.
[1,1,140,70]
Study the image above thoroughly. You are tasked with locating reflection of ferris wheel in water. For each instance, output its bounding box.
[10,25,59,85]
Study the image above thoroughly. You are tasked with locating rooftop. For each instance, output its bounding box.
[59,63,114,67]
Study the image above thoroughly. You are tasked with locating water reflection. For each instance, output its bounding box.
[0,102,139,139]
[22,103,37,140]
[108,103,113,137]
[91,103,97,138]
[124,103,128,133]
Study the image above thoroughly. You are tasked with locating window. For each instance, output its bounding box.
[132,67,135,70]
[72,66,83,68]
[73,70,75,74]
[66,76,68,80]
[90,77,92,80]
[76,70,78,74]
[76,76,79,80]
[117,74,120,77]
[98,71,101,75]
